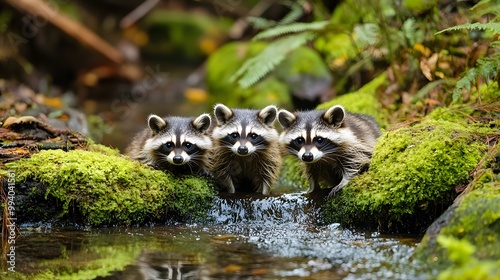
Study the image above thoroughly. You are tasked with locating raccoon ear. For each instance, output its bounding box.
[258,105,277,126]
[148,114,167,135]
[214,104,233,125]
[192,113,211,133]
[278,109,296,129]
[323,105,345,127]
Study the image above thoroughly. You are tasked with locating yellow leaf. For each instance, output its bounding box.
[413,43,431,57]
[224,264,242,273]
[184,87,208,103]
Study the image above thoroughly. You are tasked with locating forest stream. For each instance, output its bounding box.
[3,1,499,278]
[11,194,424,279]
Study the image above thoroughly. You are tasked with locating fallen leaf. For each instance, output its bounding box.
[185,87,208,103]
[3,116,40,128]
[224,264,242,273]
[251,268,268,276]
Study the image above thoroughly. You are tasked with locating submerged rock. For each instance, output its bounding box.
[2,146,215,226]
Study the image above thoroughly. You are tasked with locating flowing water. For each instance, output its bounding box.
[7,193,427,279]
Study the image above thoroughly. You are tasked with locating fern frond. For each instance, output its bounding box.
[471,0,492,10]
[436,22,500,35]
[247,16,277,30]
[414,79,455,102]
[354,23,380,46]
[252,21,329,41]
[231,32,316,88]
[452,55,500,103]
[452,68,478,103]
[470,0,500,14]
[279,1,304,25]
[402,18,418,46]
[489,40,500,49]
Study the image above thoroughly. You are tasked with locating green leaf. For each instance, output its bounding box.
[247,16,277,30]
[278,1,304,25]
[231,32,316,88]
[353,23,380,46]
[436,22,500,35]
[252,21,329,41]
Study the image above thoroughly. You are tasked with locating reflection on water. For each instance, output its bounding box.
[8,193,426,279]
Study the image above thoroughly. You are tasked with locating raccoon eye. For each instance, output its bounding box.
[250,133,259,140]
[159,142,174,153]
[294,137,305,146]
[315,137,326,146]
[183,142,194,150]
[230,132,239,139]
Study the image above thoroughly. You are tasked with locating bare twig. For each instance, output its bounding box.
[229,0,278,39]
[4,0,124,64]
[120,0,161,29]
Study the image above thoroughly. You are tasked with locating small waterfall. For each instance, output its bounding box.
[206,192,319,226]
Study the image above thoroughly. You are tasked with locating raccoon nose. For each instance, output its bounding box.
[302,152,314,162]
[173,156,184,164]
[237,146,248,155]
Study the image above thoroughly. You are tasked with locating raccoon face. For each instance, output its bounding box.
[278,105,351,163]
[144,113,212,166]
[213,104,278,157]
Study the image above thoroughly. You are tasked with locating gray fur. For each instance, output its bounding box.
[278,105,381,196]
[210,104,282,195]
[125,113,213,175]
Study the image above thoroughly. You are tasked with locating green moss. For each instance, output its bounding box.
[31,244,141,280]
[473,81,500,102]
[427,106,471,123]
[323,119,489,233]
[415,149,500,278]
[5,149,215,226]
[440,183,500,256]
[86,143,120,156]
[434,236,500,280]
[317,72,389,127]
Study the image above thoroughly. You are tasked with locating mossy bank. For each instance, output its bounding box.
[322,117,493,233]
[1,146,216,226]
[414,144,500,279]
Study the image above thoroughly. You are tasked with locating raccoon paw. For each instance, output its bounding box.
[327,177,350,198]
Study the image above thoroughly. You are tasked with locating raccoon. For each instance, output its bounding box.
[125,113,212,175]
[278,105,381,196]
[210,104,282,195]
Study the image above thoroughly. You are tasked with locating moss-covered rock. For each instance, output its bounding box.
[322,119,490,233]
[414,146,500,278]
[4,148,216,226]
